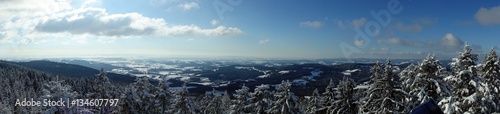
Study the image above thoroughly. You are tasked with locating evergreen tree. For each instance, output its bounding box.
[122,77,156,113]
[250,84,272,114]
[96,68,112,98]
[369,61,384,85]
[361,59,407,113]
[154,79,172,113]
[93,68,117,113]
[203,88,225,114]
[440,43,485,114]
[403,54,451,111]
[221,90,231,114]
[305,88,325,114]
[170,83,198,114]
[322,79,335,112]
[230,84,251,114]
[400,63,417,93]
[478,48,500,112]
[40,76,78,114]
[359,61,383,113]
[267,80,301,114]
[332,77,357,114]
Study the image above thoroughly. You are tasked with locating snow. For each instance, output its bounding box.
[257,74,271,78]
[180,77,191,81]
[279,70,290,74]
[342,69,360,76]
[110,68,129,75]
[354,85,369,89]
[166,74,183,79]
[193,82,213,86]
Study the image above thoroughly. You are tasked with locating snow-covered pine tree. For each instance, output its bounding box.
[332,76,357,114]
[126,77,156,113]
[203,88,225,114]
[40,76,78,114]
[230,84,251,114]
[478,48,500,112]
[361,59,407,113]
[200,88,215,114]
[305,88,325,114]
[440,43,486,113]
[93,68,118,113]
[0,101,11,114]
[359,61,383,113]
[170,83,198,114]
[404,54,451,111]
[154,78,172,113]
[96,68,112,98]
[221,90,231,114]
[267,80,301,114]
[250,84,272,114]
[400,63,417,93]
[322,79,335,112]
[369,61,383,85]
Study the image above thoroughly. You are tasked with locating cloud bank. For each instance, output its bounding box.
[0,0,243,44]
[475,5,500,25]
[377,33,482,52]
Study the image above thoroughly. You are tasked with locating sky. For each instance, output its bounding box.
[1,0,500,59]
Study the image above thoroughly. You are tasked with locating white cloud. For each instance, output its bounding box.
[81,0,101,8]
[475,5,500,25]
[0,0,72,22]
[377,33,481,52]
[354,39,365,47]
[178,2,200,11]
[33,8,242,38]
[439,33,464,51]
[259,39,269,45]
[299,21,323,28]
[35,8,160,37]
[351,17,367,28]
[377,37,433,48]
[0,1,243,44]
[351,51,429,59]
[158,25,242,37]
[211,19,219,26]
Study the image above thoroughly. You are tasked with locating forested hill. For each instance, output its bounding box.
[4,60,136,84]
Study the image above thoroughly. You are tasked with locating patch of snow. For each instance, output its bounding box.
[180,77,191,81]
[279,70,290,74]
[355,85,369,89]
[257,74,271,78]
[342,69,360,76]
[166,74,183,79]
[110,68,129,75]
[194,82,213,86]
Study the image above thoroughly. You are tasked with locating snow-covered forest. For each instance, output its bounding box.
[1,44,500,114]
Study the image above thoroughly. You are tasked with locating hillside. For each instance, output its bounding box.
[11,60,136,83]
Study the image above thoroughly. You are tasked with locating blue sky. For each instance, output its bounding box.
[1,0,500,59]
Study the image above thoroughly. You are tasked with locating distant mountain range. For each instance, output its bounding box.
[7,60,136,84]
[0,58,454,95]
